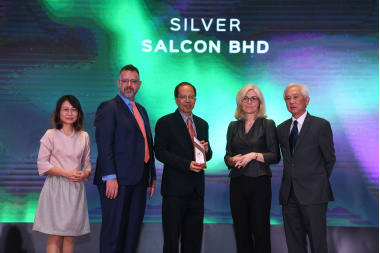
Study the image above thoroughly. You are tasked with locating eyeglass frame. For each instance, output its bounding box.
[242,96,260,103]
[60,107,79,114]
[177,94,196,100]
[119,79,140,85]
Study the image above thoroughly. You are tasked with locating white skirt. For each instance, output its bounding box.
[33,175,90,236]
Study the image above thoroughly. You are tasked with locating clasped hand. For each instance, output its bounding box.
[65,169,87,182]
[230,154,254,169]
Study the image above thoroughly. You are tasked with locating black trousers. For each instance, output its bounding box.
[282,186,328,253]
[162,190,204,253]
[230,175,272,253]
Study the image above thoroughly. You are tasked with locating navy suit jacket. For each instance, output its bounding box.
[154,109,212,197]
[277,113,336,205]
[93,95,156,186]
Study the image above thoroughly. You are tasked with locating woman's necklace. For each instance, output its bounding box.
[60,128,75,137]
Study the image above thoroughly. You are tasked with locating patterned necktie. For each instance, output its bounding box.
[187,117,196,141]
[289,120,298,155]
[130,101,150,163]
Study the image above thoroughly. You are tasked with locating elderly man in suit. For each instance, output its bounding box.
[154,82,212,253]
[277,83,336,253]
[94,64,156,253]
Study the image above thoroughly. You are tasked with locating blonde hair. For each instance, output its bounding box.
[234,84,267,120]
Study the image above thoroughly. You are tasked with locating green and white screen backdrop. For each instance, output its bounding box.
[0,0,378,227]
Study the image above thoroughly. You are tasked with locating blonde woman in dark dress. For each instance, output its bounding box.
[225,84,280,253]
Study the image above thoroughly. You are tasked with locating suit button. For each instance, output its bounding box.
[291,163,294,166]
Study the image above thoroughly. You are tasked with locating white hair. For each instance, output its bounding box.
[283,83,309,99]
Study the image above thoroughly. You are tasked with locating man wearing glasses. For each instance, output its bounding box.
[155,82,213,253]
[94,64,156,253]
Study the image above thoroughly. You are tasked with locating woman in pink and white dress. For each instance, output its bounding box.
[33,95,91,253]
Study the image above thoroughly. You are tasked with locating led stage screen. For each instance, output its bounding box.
[0,0,378,227]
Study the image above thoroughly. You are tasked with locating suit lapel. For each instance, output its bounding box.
[193,115,205,141]
[283,119,292,157]
[115,95,141,133]
[237,120,249,145]
[293,113,311,154]
[136,103,151,139]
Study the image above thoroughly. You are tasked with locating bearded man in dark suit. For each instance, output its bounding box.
[94,64,156,253]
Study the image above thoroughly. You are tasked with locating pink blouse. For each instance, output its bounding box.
[37,129,91,176]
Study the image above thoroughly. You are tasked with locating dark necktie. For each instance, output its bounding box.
[289,120,298,155]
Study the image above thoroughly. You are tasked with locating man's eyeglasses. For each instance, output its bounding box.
[243,96,259,103]
[120,79,139,85]
[178,95,196,100]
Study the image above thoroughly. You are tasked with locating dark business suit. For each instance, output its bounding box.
[154,109,212,253]
[94,95,156,253]
[224,118,280,253]
[277,113,335,253]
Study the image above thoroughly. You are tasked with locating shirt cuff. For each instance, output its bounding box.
[102,174,117,181]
